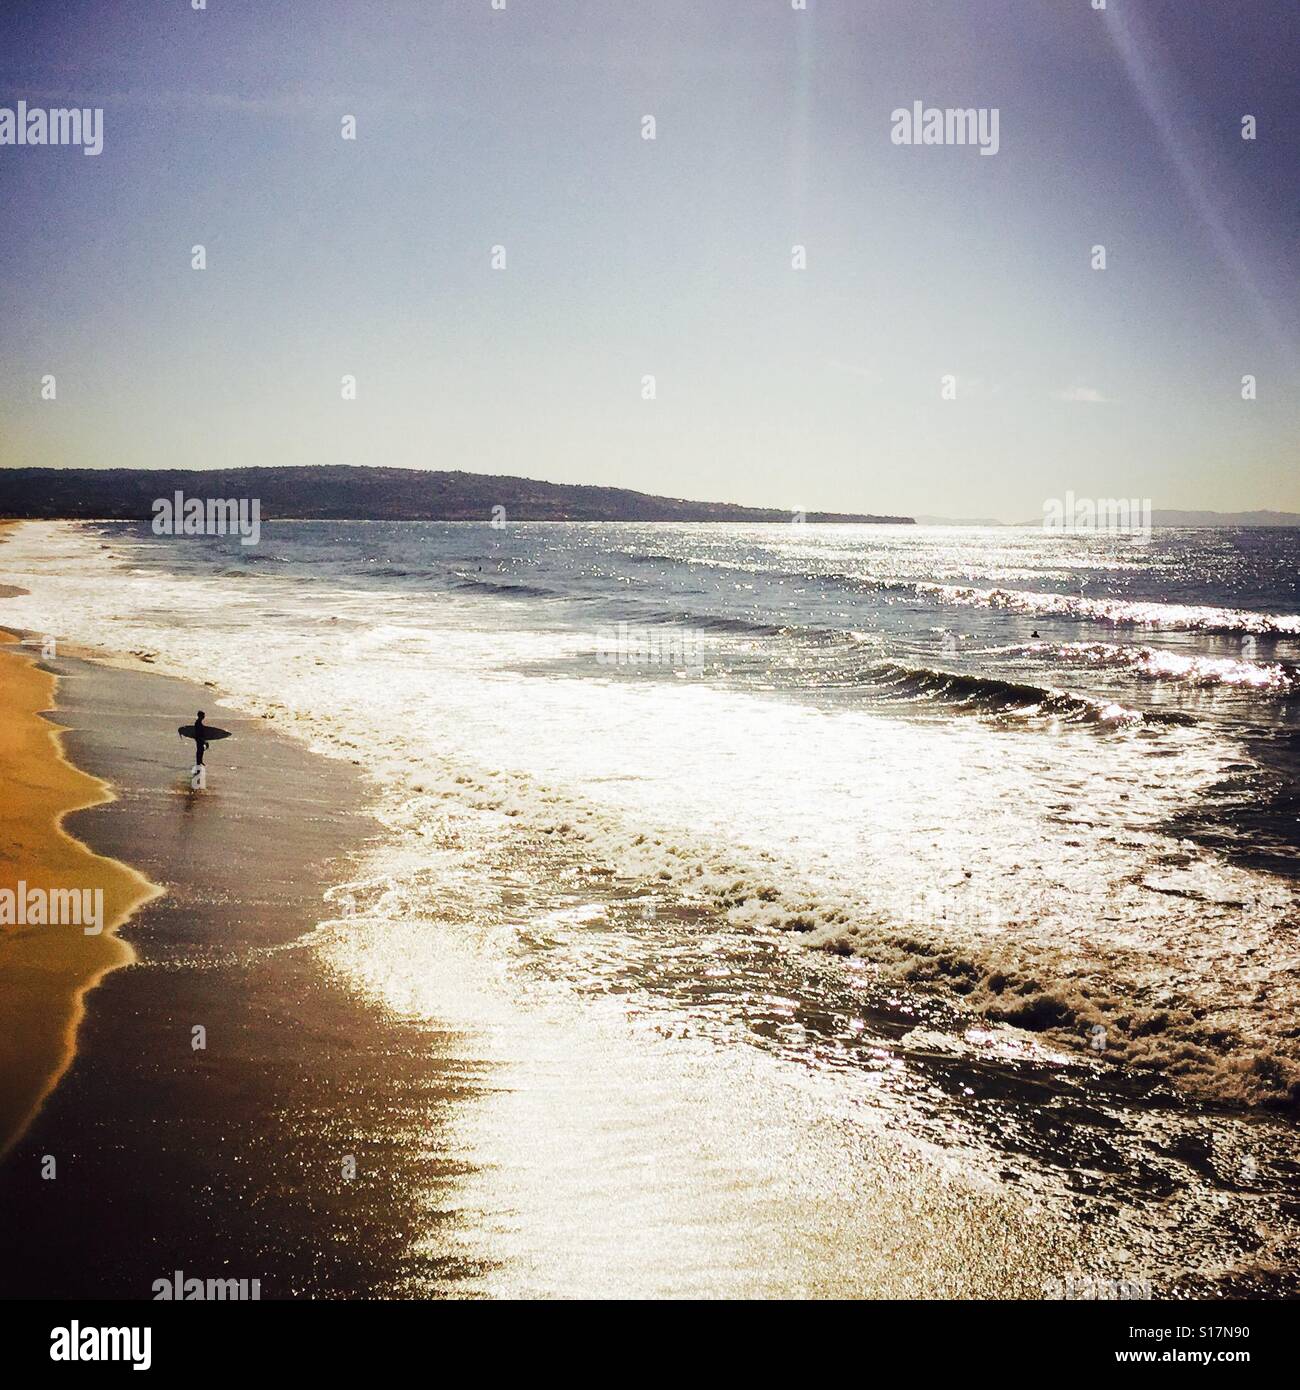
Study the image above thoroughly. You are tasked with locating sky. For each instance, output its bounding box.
[0,0,1296,521]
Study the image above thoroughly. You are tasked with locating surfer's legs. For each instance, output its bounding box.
[195,742,206,766]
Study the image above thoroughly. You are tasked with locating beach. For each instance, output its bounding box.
[0,625,155,1160]
[1,519,1298,1299]
[0,642,497,1298]
[4,0,1300,1342]
[0,646,1046,1298]
[0,630,1110,1301]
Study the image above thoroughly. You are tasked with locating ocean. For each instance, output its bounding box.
[3,518,1298,1294]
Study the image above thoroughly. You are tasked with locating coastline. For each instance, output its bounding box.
[2,522,1296,1298]
[0,626,160,1157]
[0,608,1294,1337]
[0,626,1112,1302]
[0,645,493,1298]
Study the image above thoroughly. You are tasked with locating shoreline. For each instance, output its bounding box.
[0,627,160,1157]
[0,626,1110,1302]
[2,521,1297,1298]
[0,644,489,1298]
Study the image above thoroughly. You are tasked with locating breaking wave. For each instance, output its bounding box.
[1055,642,1300,696]
[918,583,1300,636]
[866,661,1191,725]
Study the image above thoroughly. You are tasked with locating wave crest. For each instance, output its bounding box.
[919,583,1300,636]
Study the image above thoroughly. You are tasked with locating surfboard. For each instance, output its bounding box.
[178,725,232,741]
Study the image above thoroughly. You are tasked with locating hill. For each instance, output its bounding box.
[0,467,912,525]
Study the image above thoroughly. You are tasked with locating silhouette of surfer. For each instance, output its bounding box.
[192,710,210,766]
[179,710,231,769]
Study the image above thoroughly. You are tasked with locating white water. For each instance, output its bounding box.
[4,519,1299,1295]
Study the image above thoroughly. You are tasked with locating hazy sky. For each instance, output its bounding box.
[1,0,1296,520]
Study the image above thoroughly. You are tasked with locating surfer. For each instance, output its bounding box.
[178,712,231,770]
[192,710,209,766]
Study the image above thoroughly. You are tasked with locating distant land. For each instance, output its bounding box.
[1146,509,1300,528]
[0,467,912,525]
[942,509,1300,528]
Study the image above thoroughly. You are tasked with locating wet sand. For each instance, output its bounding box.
[0,630,157,1158]
[0,648,493,1298]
